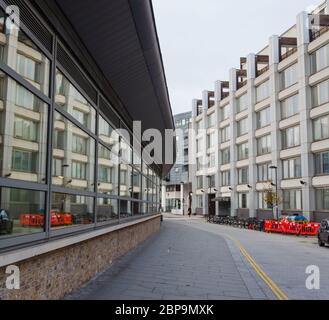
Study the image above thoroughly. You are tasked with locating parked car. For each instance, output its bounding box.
[0,209,13,235]
[318,219,329,247]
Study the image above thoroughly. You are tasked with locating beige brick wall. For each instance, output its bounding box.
[0,216,161,300]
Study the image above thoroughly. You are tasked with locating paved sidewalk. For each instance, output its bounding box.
[66,217,267,300]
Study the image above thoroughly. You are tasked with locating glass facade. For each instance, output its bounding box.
[237,142,249,160]
[283,189,302,211]
[282,125,300,149]
[280,64,298,89]
[256,107,271,129]
[237,117,248,136]
[0,7,162,244]
[257,135,271,156]
[313,115,329,141]
[283,157,302,179]
[256,81,270,103]
[281,94,299,119]
[236,94,248,113]
[312,79,329,107]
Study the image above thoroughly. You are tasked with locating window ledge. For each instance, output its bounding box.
[0,214,161,268]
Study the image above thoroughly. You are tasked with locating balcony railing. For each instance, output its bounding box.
[237,80,247,89]
[310,26,329,42]
[257,65,269,77]
[280,47,297,61]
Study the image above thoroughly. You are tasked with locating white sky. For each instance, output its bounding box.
[153,0,323,115]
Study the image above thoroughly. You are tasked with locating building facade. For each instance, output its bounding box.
[0,0,174,299]
[189,1,329,222]
[162,111,191,215]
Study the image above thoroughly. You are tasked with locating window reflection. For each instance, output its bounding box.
[0,10,50,96]
[55,70,96,132]
[0,74,48,183]
[51,193,94,228]
[97,198,118,222]
[52,111,95,191]
[0,187,45,238]
[97,144,119,195]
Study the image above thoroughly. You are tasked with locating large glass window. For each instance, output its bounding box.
[55,69,96,133]
[282,126,300,149]
[256,81,270,103]
[238,193,248,209]
[311,43,329,73]
[51,193,94,228]
[315,152,329,175]
[281,94,299,119]
[258,192,272,209]
[257,163,272,182]
[0,19,50,96]
[221,148,230,164]
[221,170,230,186]
[237,143,249,160]
[256,107,271,129]
[221,126,230,143]
[283,157,302,179]
[313,115,329,141]
[97,198,118,223]
[196,195,203,208]
[52,111,95,191]
[99,115,119,148]
[14,117,38,141]
[238,167,249,184]
[0,75,48,183]
[208,113,215,128]
[237,94,248,113]
[280,64,298,89]
[257,135,271,156]
[283,189,302,211]
[312,79,329,107]
[0,187,46,238]
[316,189,329,211]
[207,131,216,148]
[221,104,230,120]
[237,118,248,136]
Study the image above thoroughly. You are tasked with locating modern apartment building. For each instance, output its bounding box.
[189,1,329,222]
[0,0,174,299]
[162,111,191,214]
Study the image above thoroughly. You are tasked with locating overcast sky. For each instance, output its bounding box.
[153,0,322,115]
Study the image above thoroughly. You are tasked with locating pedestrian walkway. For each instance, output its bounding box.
[66,217,267,300]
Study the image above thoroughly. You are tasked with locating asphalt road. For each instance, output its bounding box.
[66,214,329,300]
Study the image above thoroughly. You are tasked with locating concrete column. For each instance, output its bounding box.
[229,69,237,217]
[161,184,166,212]
[269,35,280,65]
[297,11,310,46]
[214,81,221,216]
[190,100,198,214]
[202,91,209,216]
[180,183,184,215]
[269,36,282,218]
[247,54,257,218]
[297,16,314,220]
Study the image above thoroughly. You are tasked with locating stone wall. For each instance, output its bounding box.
[0,216,161,300]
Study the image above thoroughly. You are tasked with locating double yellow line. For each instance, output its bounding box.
[227,235,289,300]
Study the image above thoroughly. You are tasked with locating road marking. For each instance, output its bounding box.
[226,234,289,300]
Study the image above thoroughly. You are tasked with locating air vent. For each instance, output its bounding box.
[99,96,120,128]
[3,0,52,52]
[57,43,97,104]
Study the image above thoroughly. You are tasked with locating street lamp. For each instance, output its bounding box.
[270,165,278,220]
